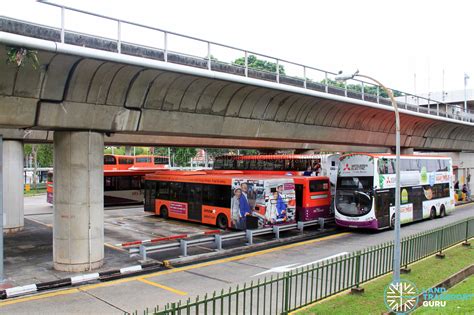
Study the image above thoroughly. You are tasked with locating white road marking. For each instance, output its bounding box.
[252,252,349,277]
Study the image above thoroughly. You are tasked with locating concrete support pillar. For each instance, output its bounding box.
[3,141,24,233]
[53,131,104,271]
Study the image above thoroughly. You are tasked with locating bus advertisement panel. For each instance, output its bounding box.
[335,154,454,230]
[230,178,295,230]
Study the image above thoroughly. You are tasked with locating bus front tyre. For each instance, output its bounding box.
[216,214,228,230]
[429,207,436,220]
[160,206,169,219]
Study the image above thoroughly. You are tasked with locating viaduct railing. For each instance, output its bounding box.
[1,1,472,124]
[129,217,473,314]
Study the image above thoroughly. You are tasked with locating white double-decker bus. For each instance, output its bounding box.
[335,153,454,230]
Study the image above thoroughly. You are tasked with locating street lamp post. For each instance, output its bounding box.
[464,73,469,113]
[335,70,402,284]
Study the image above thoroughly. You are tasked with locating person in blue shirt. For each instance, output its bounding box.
[303,166,313,176]
[239,182,252,228]
[275,191,287,221]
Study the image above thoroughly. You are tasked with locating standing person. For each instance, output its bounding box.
[239,182,252,228]
[275,190,287,222]
[231,188,242,229]
[462,184,469,201]
[303,166,313,176]
[314,163,322,176]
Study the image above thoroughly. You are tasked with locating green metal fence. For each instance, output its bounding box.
[133,217,474,315]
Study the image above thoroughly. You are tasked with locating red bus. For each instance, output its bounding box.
[47,154,169,206]
[213,154,339,191]
[144,170,296,230]
[293,176,332,221]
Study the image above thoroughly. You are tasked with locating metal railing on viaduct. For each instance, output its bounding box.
[5,1,474,124]
[130,217,473,314]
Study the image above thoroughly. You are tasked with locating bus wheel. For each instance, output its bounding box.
[390,214,395,229]
[160,206,169,219]
[429,207,436,219]
[439,205,446,218]
[216,214,228,230]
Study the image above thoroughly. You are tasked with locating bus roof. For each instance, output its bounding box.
[145,171,296,185]
[216,154,333,160]
[340,153,451,159]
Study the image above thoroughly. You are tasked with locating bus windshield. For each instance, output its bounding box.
[336,176,373,216]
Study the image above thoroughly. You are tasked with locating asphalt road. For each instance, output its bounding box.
[1,202,472,314]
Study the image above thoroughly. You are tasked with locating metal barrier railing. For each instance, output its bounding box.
[3,2,467,124]
[131,216,473,314]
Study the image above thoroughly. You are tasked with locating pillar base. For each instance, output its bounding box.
[462,242,471,247]
[435,253,445,259]
[400,267,411,274]
[3,226,24,234]
[54,259,104,272]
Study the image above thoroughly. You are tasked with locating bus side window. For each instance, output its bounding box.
[131,176,141,189]
[104,176,115,191]
[104,155,117,165]
[157,181,169,199]
[118,176,131,190]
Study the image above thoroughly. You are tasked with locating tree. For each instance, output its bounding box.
[233,55,285,75]
[170,148,197,167]
[320,79,402,98]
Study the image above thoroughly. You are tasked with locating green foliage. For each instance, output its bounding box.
[234,54,285,75]
[37,144,53,167]
[171,147,197,167]
[103,146,152,155]
[321,79,402,97]
[24,144,53,167]
[6,46,39,69]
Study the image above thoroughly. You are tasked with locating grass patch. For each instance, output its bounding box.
[295,242,473,315]
[24,188,46,196]
[414,275,474,314]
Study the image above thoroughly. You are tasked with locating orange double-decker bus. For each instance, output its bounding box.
[132,155,169,169]
[47,154,169,206]
[144,170,296,230]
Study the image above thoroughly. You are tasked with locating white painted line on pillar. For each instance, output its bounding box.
[5,284,38,298]
[71,273,100,285]
[120,265,142,274]
[252,252,349,277]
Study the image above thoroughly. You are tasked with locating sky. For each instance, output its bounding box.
[3,0,474,99]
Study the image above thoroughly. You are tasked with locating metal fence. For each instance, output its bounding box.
[15,2,473,124]
[130,217,474,315]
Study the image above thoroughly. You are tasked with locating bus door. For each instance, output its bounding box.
[375,189,392,228]
[144,181,156,212]
[411,186,424,221]
[187,183,203,221]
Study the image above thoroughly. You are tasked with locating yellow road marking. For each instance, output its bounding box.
[137,278,187,296]
[0,232,350,307]
[0,288,80,307]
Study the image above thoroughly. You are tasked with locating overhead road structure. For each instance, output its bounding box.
[0,4,473,152]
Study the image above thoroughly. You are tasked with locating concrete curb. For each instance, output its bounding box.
[165,228,339,267]
[0,261,163,300]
